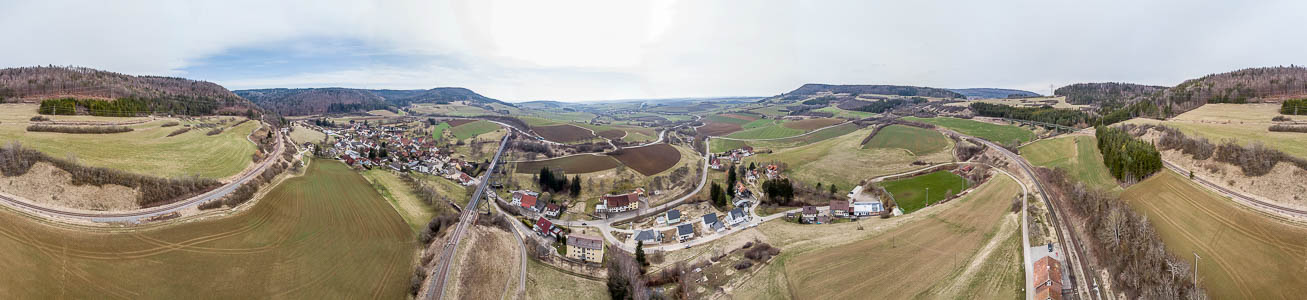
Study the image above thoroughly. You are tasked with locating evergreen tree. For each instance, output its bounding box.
[726,165,737,198]
[570,175,582,197]
[635,240,648,269]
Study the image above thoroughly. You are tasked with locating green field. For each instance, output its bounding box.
[863,125,950,155]
[1123,171,1307,299]
[431,122,452,140]
[1124,104,1307,159]
[743,127,955,192]
[705,115,754,125]
[0,160,415,298]
[724,120,805,139]
[905,117,1035,146]
[450,120,501,140]
[815,105,878,119]
[880,170,968,213]
[0,104,258,179]
[709,123,861,153]
[362,169,440,233]
[1020,135,1120,192]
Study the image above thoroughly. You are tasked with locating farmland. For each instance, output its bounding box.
[781,175,1021,299]
[725,119,805,139]
[512,154,622,174]
[0,103,258,179]
[1124,103,1307,159]
[744,126,954,192]
[782,118,843,131]
[362,169,438,232]
[709,123,860,153]
[879,170,968,213]
[1020,135,1119,192]
[862,124,949,155]
[607,143,682,176]
[0,160,415,298]
[289,123,327,145]
[904,116,1036,146]
[532,124,597,143]
[696,122,744,136]
[450,120,501,140]
[1122,171,1307,299]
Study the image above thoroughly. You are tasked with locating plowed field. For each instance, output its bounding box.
[607,143,682,176]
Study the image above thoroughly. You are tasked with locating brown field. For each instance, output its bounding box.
[513,154,622,174]
[607,143,682,176]
[697,122,743,136]
[533,124,596,143]
[783,175,1021,299]
[445,225,520,300]
[782,118,843,130]
[445,118,477,127]
[1123,171,1307,299]
[597,129,625,140]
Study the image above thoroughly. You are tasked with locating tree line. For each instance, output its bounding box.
[38,96,223,116]
[537,167,581,197]
[0,142,221,207]
[969,102,1093,127]
[1283,98,1307,115]
[1095,125,1162,183]
[852,97,926,113]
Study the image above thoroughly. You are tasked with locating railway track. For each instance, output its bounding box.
[425,133,511,300]
[1163,160,1307,217]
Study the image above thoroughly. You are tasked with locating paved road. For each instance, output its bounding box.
[425,133,511,300]
[1163,160,1307,218]
[0,122,285,224]
[949,129,1101,300]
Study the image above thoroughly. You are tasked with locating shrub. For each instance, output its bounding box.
[166,127,191,137]
[206,128,224,136]
[1272,115,1293,122]
[160,121,180,127]
[1268,124,1307,133]
[30,115,50,122]
[733,260,754,270]
[26,124,133,134]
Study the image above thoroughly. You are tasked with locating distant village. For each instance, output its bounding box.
[299,121,482,186]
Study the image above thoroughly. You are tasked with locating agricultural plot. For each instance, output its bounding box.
[709,123,861,153]
[725,120,805,139]
[0,160,415,299]
[1123,171,1307,299]
[879,170,968,213]
[607,143,682,176]
[362,169,438,233]
[1125,103,1307,159]
[784,176,1021,299]
[532,124,597,143]
[450,120,501,140]
[408,102,499,116]
[744,127,954,192]
[782,118,843,131]
[862,125,949,155]
[289,123,327,145]
[1020,135,1119,192]
[697,122,744,136]
[904,116,1035,145]
[815,105,877,119]
[512,154,622,174]
[597,129,625,139]
[0,104,258,179]
[430,122,452,140]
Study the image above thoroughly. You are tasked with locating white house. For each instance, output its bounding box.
[852,201,884,217]
[676,223,695,242]
[726,207,749,226]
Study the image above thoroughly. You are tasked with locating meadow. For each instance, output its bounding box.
[0,104,258,179]
[744,127,954,193]
[1124,103,1307,159]
[879,170,968,213]
[863,124,950,155]
[724,119,805,139]
[1123,171,1307,299]
[904,116,1036,146]
[0,160,415,298]
[450,120,501,140]
[1020,135,1120,192]
[362,169,438,233]
[708,123,860,153]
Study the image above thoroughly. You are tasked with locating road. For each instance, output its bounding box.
[1163,159,1307,218]
[553,137,711,229]
[0,121,286,224]
[425,132,512,300]
[950,129,1101,300]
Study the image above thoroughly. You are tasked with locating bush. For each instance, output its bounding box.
[1272,115,1293,122]
[167,127,191,137]
[206,128,224,136]
[1268,124,1307,133]
[733,260,754,270]
[26,124,133,134]
[30,115,50,122]
[160,121,180,127]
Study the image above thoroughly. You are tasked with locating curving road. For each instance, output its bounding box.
[0,122,285,224]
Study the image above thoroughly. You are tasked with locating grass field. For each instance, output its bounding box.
[1123,171,1307,299]
[782,118,843,131]
[289,123,327,145]
[1124,103,1307,159]
[445,225,520,300]
[0,104,258,179]
[905,116,1036,146]
[880,170,968,213]
[783,175,1021,299]
[450,120,501,140]
[362,169,438,233]
[0,160,415,298]
[744,127,954,193]
[815,105,878,119]
[1020,135,1120,192]
[431,122,452,140]
[863,125,950,155]
[709,123,861,153]
[725,120,805,139]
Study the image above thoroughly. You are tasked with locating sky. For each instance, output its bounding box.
[2,0,1306,102]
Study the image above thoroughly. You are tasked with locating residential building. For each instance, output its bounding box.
[666,209,681,224]
[830,200,851,218]
[634,230,660,244]
[726,207,748,226]
[800,206,819,223]
[702,213,720,232]
[533,217,554,237]
[543,203,561,218]
[1034,256,1064,300]
[566,234,604,263]
[512,190,538,207]
[601,192,640,213]
[852,201,885,217]
[676,223,695,242]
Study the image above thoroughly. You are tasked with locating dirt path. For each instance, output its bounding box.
[939,213,1018,299]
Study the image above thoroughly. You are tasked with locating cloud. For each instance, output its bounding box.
[2,0,1306,101]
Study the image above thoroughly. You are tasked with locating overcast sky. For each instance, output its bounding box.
[2,0,1305,102]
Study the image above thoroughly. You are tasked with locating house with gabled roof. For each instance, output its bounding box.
[676,223,695,242]
[830,200,851,218]
[726,207,748,226]
[566,234,604,263]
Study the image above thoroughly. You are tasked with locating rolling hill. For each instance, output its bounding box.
[784,83,965,99]
[1054,82,1167,106]
[236,87,512,116]
[1057,66,1307,116]
[948,88,1041,99]
[0,66,254,115]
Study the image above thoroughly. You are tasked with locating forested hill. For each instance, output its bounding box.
[785,84,965,99]
[370,87,513,107]
[1158,66,1307,113]
[948,88,1040,99]
[236,88,390,116]
[0,66,254,115]
[1054,82,1167,106]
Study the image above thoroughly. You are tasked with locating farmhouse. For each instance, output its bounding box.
[710,157,723,170]
[676,223,695,242]
[800,206,819,223]
[852,201,884,217]
[829,200,850,218]
[726,207,749,226]
[847,185,864,199]
[565,234,604,264]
